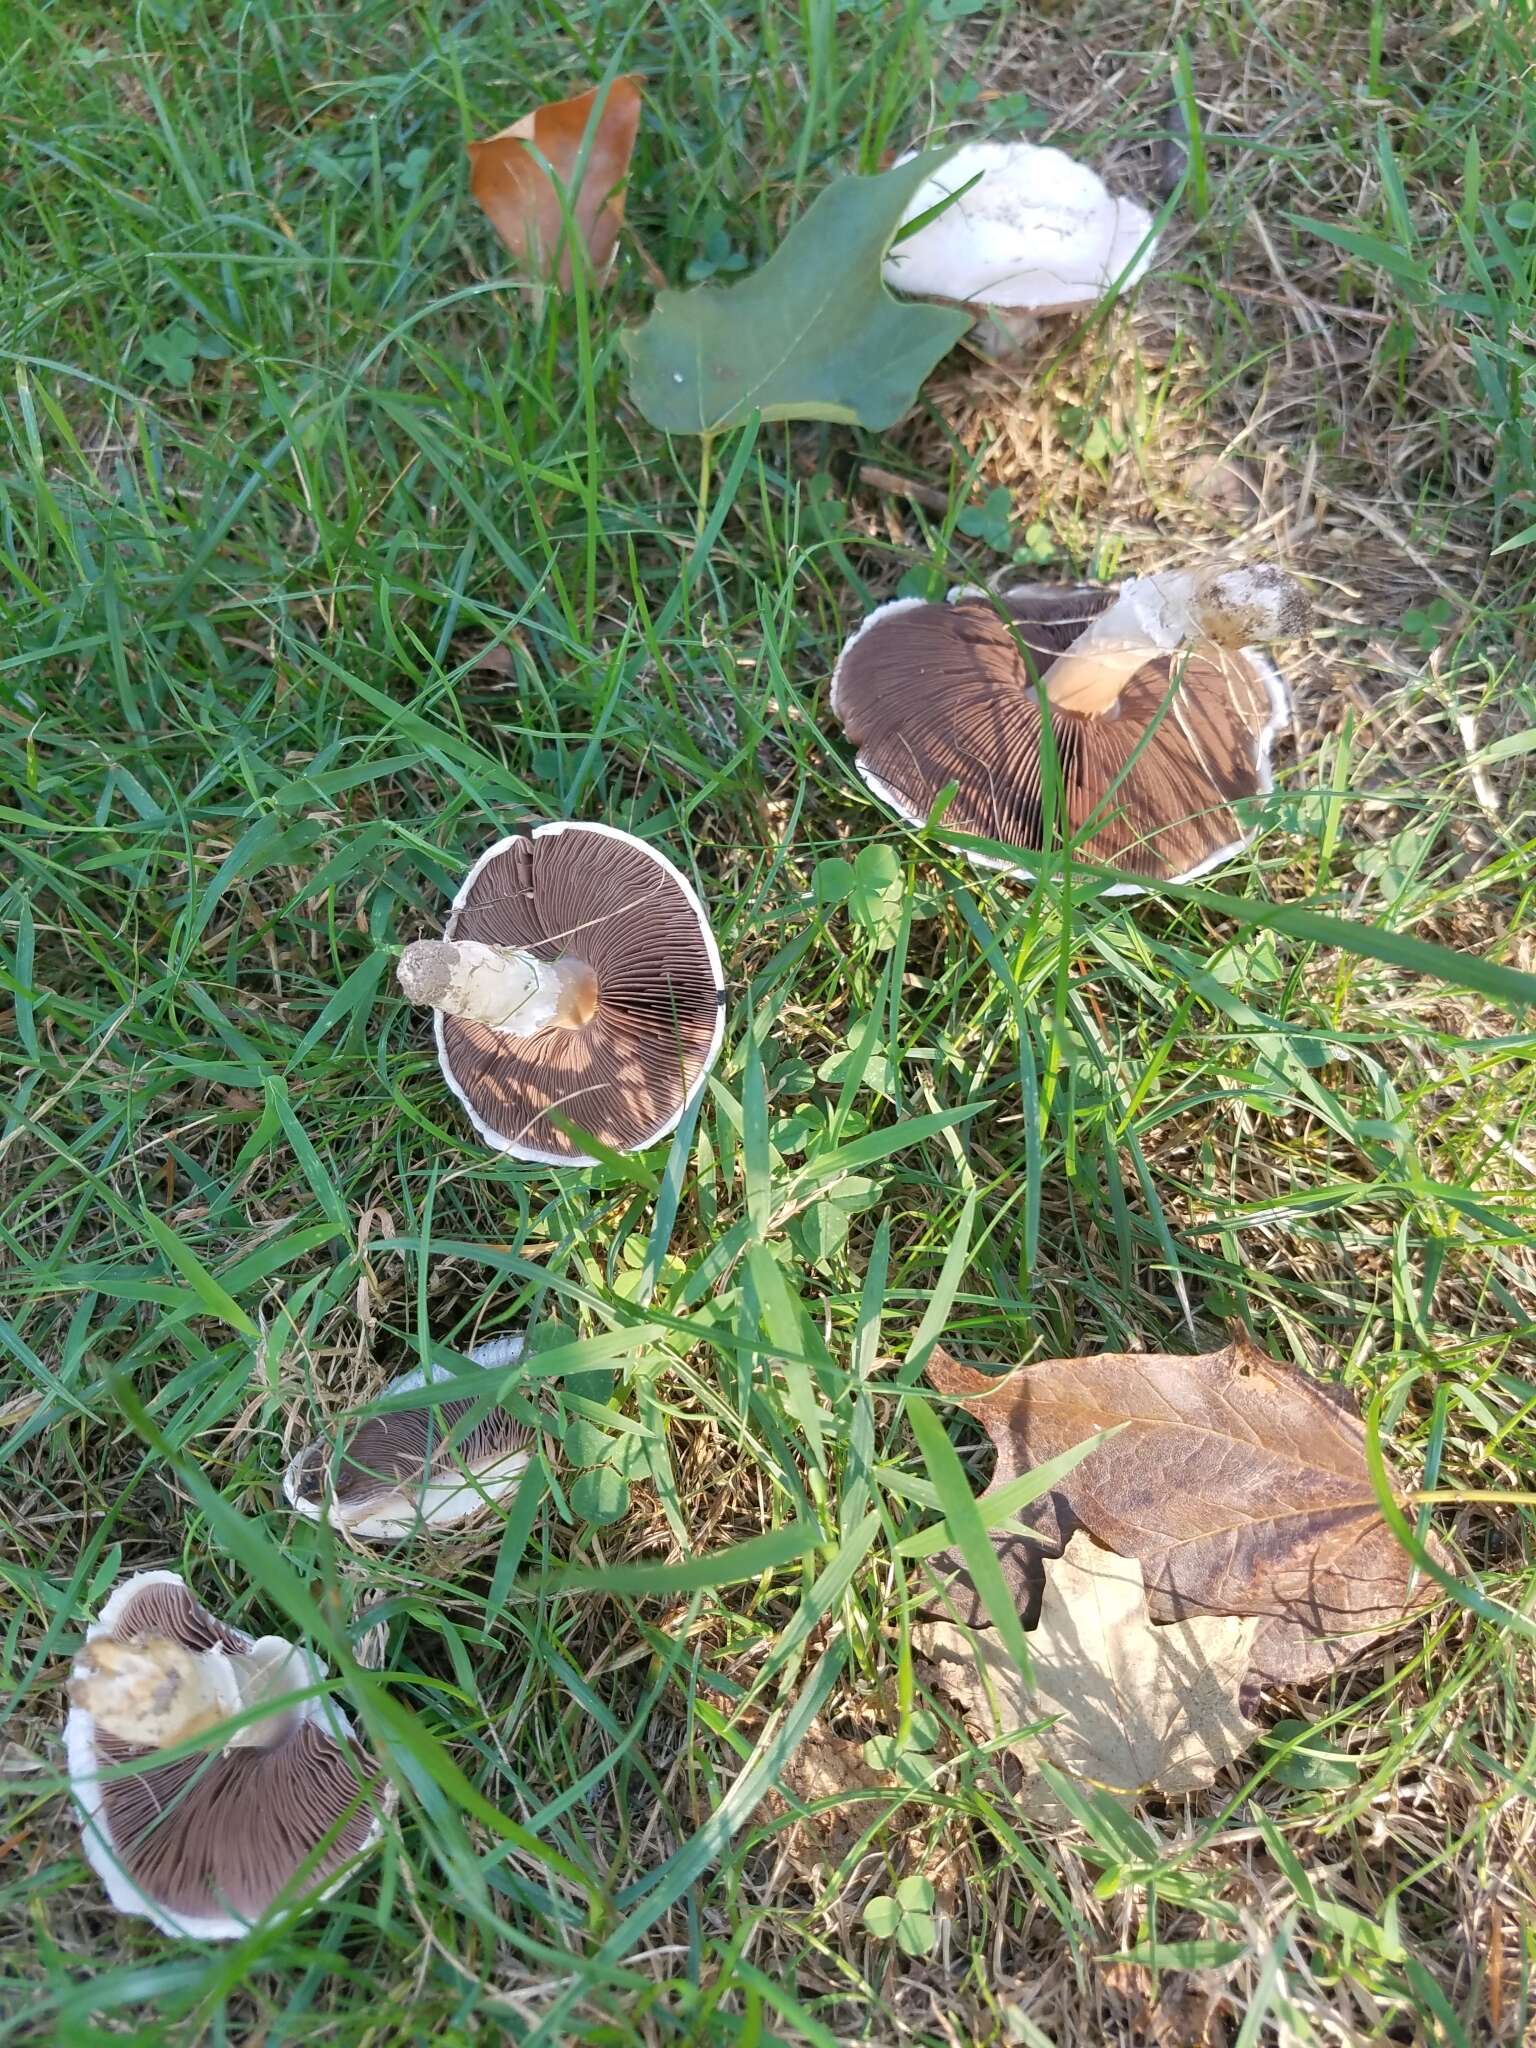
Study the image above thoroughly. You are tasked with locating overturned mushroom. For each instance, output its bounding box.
[882,140,1159,354]
[399,821,725,1164]
[284,1334,532,1540]
[830,566,1309,892]
[66,1571,388,1940]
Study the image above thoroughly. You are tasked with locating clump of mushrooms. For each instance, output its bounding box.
[66,1571,389,1940]
[284,1334,532,1540]
[398,821,725,1165]
[882,140,1160,356]
[830,565,1310,892]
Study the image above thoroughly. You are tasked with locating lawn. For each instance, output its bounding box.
[2,1,1534,2042]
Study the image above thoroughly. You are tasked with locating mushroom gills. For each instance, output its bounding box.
[423,822,727,1163]
[65,1571,389,1941]
[284,1342,533,1540]
[829,570,1308,889]
[397,938,598,1035]
[304,1435,533,1540]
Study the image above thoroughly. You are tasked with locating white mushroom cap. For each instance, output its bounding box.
[65,1570,389,1941]
[283,1334,533,1540]
[882,140,1159,314]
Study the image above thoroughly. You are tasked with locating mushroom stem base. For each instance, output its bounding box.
[397,939,597,1035]
[69,1633,309,1752]
[1041,565,1307,712]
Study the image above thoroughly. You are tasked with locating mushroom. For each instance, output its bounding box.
[829,565,1310,892]
[882,140,1159,354]
[284,1333,533,1540]
[398,821,725,1164]
[65,1570,388,1940]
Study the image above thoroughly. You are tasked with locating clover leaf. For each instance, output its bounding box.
[862,1874,937,1956]
[140,319,227,389]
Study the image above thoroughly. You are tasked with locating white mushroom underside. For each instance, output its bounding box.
[431,821,727,1168]
[833,592,1292,897]
[282,1336,533,1539]
[65,1570,386,1942]
[883,140,1158,311]
[284,1445,532,1540]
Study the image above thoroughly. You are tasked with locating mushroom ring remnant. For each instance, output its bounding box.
[829,566,1310,893]
[399,820,726,1164]
[65,1571,389,1940]
[284,1333,532,1539]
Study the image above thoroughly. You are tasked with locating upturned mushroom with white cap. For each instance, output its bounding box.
[398,821,725,1164]
[284,1334,532,1540]
[882,140,1160,352]
[830,565,1310,892]
[66,1570,388,1940]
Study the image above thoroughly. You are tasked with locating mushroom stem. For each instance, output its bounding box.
[968,304,1044,363]
[397,939,598,1035]
[69,1633,308,1752]
[1041,566,1308,714]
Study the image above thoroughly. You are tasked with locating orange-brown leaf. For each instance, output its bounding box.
[923,1339,1454,1688]
[468,77,642,288]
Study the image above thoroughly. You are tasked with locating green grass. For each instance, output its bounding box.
[2,0,1534,2041]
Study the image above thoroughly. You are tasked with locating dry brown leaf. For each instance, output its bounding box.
[451,636,522,679]
[919,1535,1258,1818]
[751,1721,890,1880]
[1102,1962,1228,2048]
[468,77,642,288]
[925,1340,1452,1688]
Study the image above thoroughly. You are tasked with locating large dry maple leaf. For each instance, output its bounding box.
[919,1533,1259,1816]
[924,1339,1453,1687]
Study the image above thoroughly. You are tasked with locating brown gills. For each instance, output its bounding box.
[834,592,1279,882]
[290,1399,526,1513]
[443,828,719,1156]
[92,1581,381,1925]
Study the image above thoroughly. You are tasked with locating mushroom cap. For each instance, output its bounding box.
[283,1336,533,1540]
[882,140,1158,313]
[429,821,725,1163]
[65,1571,387,1941]
[829,585,1290,893]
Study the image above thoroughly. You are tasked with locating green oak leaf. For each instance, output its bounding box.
[624,152,971,434]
